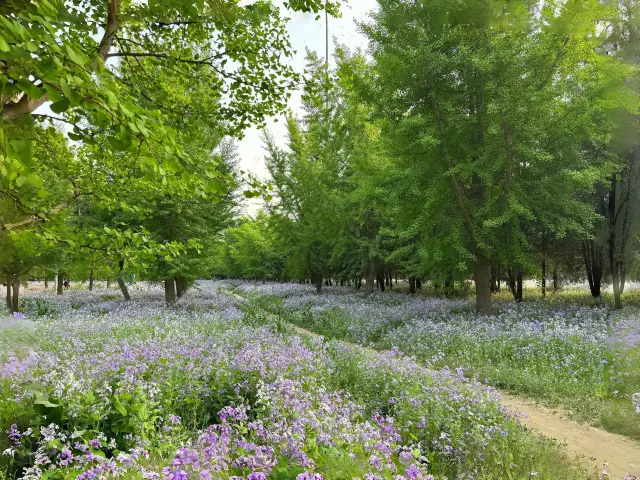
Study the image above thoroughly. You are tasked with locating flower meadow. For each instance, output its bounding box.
[233,283,640,437]
[0,282,592,479]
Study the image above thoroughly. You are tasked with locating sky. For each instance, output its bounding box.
[237,0,377,214]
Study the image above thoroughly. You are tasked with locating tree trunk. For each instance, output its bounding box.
[5,282,12,311]
[315,279,322,294]
[582,240,603,299]
[490,266,498,294]
[107,279,112,289]
[117,278,131,301]
[408,276,416,294]
[44,278,48,289]
[377,272,385,292]
[117,260,130,301]
[541,258,546,297]
[608,174,622,310]
[507,268,523,302]
[89,270,94,291]
[57,272,64,296]
[165,279,177,304]
[416,278,422,290]
[474,255,492,315]
[553,266,558,292]
[11,278,20,313]
[444,277,453,297]
[176,278,184,299]
[364,258,376,296]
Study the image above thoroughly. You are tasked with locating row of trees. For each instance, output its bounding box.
[1,0,342,311]
[2,0,639,316]
[213,0,640,314]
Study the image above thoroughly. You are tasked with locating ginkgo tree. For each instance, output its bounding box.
[0,0,342,238]
[362,0,634,313]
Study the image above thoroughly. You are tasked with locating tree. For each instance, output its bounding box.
[362,0,631,313]
[0,0,342,245]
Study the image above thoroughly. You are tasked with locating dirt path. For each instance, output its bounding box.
[499,392,640,479]
[289,322,640,479]
[235,293,640,478]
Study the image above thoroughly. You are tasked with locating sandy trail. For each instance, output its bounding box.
[288,321,640,479]
[499,393,640,479]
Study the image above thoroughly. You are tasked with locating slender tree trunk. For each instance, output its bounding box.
[89,270,94,291]
[553,266,558,292]
[175,278,184,298]
[395,271,398,285]
[107,279,112,289]
[11,278,20,313]
[608,174,622,309]
[582,240,603,299]
[408,276,416,294]
[541,258,546,297]
[490,266,498,294]
[5,282,12,311]
[516,272,523,302]
[44,278,48,289]
[416,278,422,290]
[117,260,130,301]
[475,255,492,315]
[57,272,64,296]
[364,258,376,296]
[165,279,177,304]
[315,279,322,294]
[377,272,386,292]
[444,276,453,297]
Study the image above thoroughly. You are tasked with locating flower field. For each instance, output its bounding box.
[0,282,595,479]
[234,283,640,440]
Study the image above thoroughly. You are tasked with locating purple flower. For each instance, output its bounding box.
[247,473,267,480]
[13,312,25,320]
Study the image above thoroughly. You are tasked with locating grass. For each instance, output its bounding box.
[239,286,640,442]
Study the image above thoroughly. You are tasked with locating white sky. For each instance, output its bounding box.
[238,0,376,214]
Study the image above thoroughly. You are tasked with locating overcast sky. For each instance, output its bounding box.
[238,0,377,213]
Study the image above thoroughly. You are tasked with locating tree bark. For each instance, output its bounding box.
[377,272,385,292]
[175,278,184,299]
[408,276,416,294]
[5,282,12,311]
[364,258,376,296]
[608,174,623,310]
[57,272,64,295]
[516,272,523,302]
[416,278,422,290]
[11,277,20,313]
[474,255,492,315]
[117,260,130,301]
[541,258,546,297]
[490,266,498,294]
[165,279,177,304]
[553,267,558,292]
[582,240,603,299]
[89,269,94,291]
[44,278,48,289]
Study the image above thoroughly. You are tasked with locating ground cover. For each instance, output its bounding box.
[233,283,640,441]
[0,282,593,479]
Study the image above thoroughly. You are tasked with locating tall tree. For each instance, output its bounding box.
[362,0,630,313]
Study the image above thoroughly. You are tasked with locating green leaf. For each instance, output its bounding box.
[0,35,10,52]
[34,399,59,408]
[112,396,127,416]
[50,98,70,113]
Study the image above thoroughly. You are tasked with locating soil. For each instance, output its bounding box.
[499,392,640,479]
